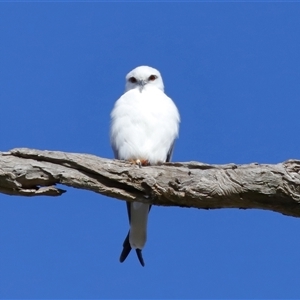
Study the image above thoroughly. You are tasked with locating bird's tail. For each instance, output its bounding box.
[119,202,151,266]
[119,232,145,266]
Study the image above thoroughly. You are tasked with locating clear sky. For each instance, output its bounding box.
[1,2,300,299]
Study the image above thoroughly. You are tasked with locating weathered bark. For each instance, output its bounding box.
[1,148,300,217]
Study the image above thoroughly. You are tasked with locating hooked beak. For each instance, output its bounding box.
[138,80,147,92]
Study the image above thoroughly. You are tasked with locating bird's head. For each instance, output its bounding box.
[125,66,164,93]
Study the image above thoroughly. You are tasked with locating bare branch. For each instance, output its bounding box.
[1,148,300,217]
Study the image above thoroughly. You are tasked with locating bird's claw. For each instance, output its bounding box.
[136,159,142,168]
[129,159,150,168]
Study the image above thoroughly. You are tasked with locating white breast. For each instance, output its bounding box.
[110,87,180,164]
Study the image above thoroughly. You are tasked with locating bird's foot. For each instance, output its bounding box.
[129,159,150,168]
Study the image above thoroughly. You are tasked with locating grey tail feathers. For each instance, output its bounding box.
[119,232,145,267]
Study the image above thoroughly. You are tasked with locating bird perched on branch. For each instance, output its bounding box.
[110,66,180,266]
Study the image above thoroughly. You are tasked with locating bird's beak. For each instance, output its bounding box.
[138,80,147,92]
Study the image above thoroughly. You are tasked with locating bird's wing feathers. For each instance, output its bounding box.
[119,232,131,263]
[166,142,175,163]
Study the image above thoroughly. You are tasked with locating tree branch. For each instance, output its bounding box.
[1,148,300,217]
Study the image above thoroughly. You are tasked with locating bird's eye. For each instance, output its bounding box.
[148,75,157,81]
[129,77,137,83]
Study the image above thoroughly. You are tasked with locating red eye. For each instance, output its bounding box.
[129,77,137,83]
[148,75,157,81]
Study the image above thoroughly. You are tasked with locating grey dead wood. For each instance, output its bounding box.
[0,148,300,218]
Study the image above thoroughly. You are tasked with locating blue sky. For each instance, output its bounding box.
[1,2,300,299]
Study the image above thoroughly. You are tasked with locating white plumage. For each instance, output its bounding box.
[110,66,180,266]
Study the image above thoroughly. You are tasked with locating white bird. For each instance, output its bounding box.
[110,66,180,266]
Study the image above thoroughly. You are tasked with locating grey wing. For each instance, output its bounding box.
[112,143,120,160]
[166,141,175,163]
